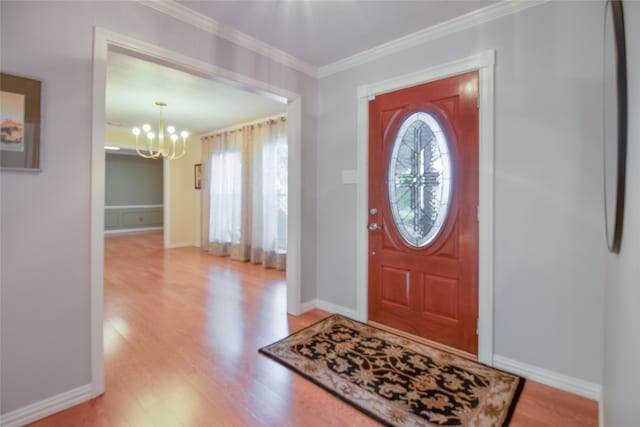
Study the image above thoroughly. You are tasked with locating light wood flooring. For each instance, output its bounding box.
[30,231,598,426]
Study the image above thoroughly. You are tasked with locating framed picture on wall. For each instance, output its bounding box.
[194,163,202,189]
[1,73,42,171]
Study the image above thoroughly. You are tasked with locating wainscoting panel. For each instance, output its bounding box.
[104,205,163,231]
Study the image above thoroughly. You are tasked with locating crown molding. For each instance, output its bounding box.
[317,0,550,78]
[136,0,318,78]
[137,0,550,81]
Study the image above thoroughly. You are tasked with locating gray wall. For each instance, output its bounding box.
[3,0,631,418]
[604,2,640,426]
[316,1,605,384]
[105,153,163,206]
[0,0,317,414]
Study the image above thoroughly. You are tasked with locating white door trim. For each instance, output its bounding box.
[355,50,495,365]
[91,27,303,397]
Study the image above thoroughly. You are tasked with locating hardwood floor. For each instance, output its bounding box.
[29,231,597,427]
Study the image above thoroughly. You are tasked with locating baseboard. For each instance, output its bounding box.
[166,242,195,249]
[315,300,359,319]
[104,226,163,236]
[493,355,601,400]
[0,384,92,427]
[300,299,317,313]
[298,299,359,319]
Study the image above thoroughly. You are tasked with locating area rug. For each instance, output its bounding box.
[259,315,524,427]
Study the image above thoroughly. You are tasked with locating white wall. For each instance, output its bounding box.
[603,2,640,426]
[0,0,317,414]
[317,1,605,384]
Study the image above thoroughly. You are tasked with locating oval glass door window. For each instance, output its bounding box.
[387,112,453,247]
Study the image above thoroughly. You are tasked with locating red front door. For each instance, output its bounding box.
[368,71,479,354]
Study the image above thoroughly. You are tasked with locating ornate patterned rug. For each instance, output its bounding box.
[259,315,524,427]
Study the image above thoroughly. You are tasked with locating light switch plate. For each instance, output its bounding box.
[341,170,358,184]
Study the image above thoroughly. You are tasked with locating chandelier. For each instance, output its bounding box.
[132,101,189,160]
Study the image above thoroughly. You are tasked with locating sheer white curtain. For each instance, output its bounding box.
[201,117,287,270]
[250,118,287,268]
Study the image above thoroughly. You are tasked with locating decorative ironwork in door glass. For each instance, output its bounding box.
[387,112,453,247]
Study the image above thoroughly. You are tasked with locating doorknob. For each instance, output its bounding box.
[369,208,378,215]
[368,223,380,231]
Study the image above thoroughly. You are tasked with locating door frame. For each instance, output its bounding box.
[355,50,495,365]
[91,27,303,397]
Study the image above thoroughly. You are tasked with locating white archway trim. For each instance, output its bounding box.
[355,50,495,365]
[91,27,303,397]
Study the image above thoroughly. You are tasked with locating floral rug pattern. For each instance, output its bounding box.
[259,315,523,427]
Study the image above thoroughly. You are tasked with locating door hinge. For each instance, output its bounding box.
[476,318,479,335]
[477,94,480,109]
[477,205,480,222]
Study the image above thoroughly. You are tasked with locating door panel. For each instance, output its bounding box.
[422,274,459,320]
[368,71,479,354]
[380,266,410,307]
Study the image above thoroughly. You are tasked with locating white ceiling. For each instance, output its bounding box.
[105,50,287,134]
[177,0,497,67]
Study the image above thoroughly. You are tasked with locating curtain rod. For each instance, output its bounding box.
[200,113,287,138]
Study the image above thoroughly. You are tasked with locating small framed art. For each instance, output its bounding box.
[194,163,202,189]
[1,73,42,171]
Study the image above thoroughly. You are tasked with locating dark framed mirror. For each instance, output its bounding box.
[603,0,627,253]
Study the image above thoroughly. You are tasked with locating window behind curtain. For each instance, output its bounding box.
[209,148,242,244]
[202,117,288,269]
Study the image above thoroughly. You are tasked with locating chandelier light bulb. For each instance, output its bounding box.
[132,127,140,136]
[142,124,151,133]
[180,131,189,139]
[170,134,178,142]
[147,132,155,140]
[167,126,176,134]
